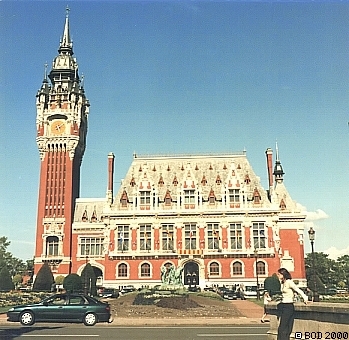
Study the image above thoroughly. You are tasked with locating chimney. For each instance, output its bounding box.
[107,152,115,204]
[265,148,273,192]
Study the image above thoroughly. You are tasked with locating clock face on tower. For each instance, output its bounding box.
[50,120,66,135]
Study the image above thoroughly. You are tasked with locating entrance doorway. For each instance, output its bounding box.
[184,261,199,287]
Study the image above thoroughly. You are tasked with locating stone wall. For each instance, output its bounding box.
[266,302,349,339]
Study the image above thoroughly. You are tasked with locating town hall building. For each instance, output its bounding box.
[34,11,307,290]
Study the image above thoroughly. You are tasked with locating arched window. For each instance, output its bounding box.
[232,261,243,276]
[256,261,266,275]
[140,263,151,277]
[118,263,128,277]
[209,262,219,276]
[46,236,59,256]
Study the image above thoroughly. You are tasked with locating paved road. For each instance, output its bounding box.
[0,324,269,340]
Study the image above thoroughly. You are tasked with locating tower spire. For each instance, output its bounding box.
[273,141,284,183]
[59,6,73,54]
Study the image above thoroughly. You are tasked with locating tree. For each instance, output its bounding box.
[32,263,54,292]
[0,266,15,291]
[12,274,23,289]
[305,252,336,290]
[55,275,65,285]
[335,255,349,289]
[0,236,26,276]
[264,273,281,296]
[81,263,97,296]
[63,274,82,293]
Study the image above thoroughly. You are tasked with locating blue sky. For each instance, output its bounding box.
[1,0,349,261]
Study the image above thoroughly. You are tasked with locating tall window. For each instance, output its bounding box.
[46,236,59,256]
[140,191,151,206]
[207,223,220,250]
[162,224,174,251]
[232,261,243,275]
[229,223,243,249]
[228,189,240,203]
[252,222,266,248]
[209,262,220,276]
[184,190,195,206]
[140,263,151,277]
[256,261,266,275]
[118,263,128,277]
[80,237,104,256]
[184,223,197,250]
[140,224,152,251]
[117,225,130,252]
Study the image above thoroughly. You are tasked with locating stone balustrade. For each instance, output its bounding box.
[266,301,349,339]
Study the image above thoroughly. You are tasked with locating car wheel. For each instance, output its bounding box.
[83,312,97,326]
[20,311,35,326]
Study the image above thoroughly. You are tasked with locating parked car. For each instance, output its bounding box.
[98,288,119,298]
[222,289,237,300]
[120,285,136,295]
[7,293,112,326]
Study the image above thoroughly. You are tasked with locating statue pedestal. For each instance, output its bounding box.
[158,284,184,291]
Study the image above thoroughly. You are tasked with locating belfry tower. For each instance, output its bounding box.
[34,9,89,275]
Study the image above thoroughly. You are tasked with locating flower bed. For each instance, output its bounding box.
[0,291,51,308]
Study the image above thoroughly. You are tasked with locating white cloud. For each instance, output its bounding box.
[304,209,329,221]
[324,246,349,260]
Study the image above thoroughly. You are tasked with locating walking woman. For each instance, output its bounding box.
[277,268,308,340]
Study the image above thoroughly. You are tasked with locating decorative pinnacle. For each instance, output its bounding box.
[66,5,70,18]
[44,62,48,80]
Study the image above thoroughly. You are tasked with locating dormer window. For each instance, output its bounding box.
[120,190,128,207]
[164,190,172,206]
[253,188,261,204]
[209,188,215,205]
[244,174,251,184]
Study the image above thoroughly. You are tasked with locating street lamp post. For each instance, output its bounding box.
[308,227,319,302]
[254,249,260,300]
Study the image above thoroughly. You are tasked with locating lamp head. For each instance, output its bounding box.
[308,227,315,241]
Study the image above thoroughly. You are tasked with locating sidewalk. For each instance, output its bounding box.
[0,299,264,326]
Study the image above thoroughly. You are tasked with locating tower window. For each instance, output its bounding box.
[46,236,59,256]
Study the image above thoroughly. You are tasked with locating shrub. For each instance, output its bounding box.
[264,273,281,296]
[81,263,97,296]
[63,274,82,293]
[32,263,54,292]
[0,267,15,291]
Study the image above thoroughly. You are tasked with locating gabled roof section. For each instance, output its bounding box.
[113,152,272,209]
